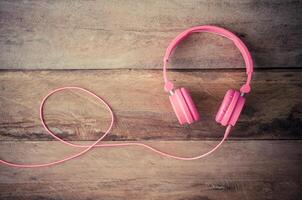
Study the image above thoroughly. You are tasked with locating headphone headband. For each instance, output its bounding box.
[163,25,253,94]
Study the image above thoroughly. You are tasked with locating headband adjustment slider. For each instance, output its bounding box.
[164,81,174,93]
[240,84,251,94]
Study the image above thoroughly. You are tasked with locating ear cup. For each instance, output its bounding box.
[229,96,245,126]
[169,88,200,125]
[215,89,245,126]
[215,89,235,123]
[180,88,200,121]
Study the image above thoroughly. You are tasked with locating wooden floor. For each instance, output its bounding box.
[1,141,302,200]
[1,1,302,200]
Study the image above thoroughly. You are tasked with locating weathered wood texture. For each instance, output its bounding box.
[0,0,301,69]
[1,1,302,199]
[1,141,301,200]
[0,70,301,141]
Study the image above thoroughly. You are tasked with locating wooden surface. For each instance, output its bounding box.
[1,141,302,200]
[1,0,302,200]
[0,0,302,69]
[0,70,301,141]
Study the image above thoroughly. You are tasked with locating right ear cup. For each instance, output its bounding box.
[215,89,245,126]
[169,88,200,125]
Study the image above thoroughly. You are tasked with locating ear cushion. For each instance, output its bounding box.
[215,89,245,126]
[169,88,200,125]
[180,88,200,121]
[229,96,245,126]
[215,89,236,124]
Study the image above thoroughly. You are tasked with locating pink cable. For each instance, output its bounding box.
[0,86,232,168]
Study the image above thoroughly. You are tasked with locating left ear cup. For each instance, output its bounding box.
[169,88,200,125]
[215,89,245,126]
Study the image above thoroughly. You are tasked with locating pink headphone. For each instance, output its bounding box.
[163,25,253,129]
[0,25,254,168]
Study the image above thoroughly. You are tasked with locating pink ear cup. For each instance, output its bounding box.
[215,89,234,123]
[169,88,200,125]
[229,96,245,126]
[180,88,200,121]
[215,89,245,126]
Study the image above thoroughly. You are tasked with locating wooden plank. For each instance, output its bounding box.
[0,140,301,200]
[0,70,301,140]
[0,0,301,69]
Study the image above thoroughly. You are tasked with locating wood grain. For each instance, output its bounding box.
[0,0,301,69]
[1,140,301,200]
[0,70,301,141]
